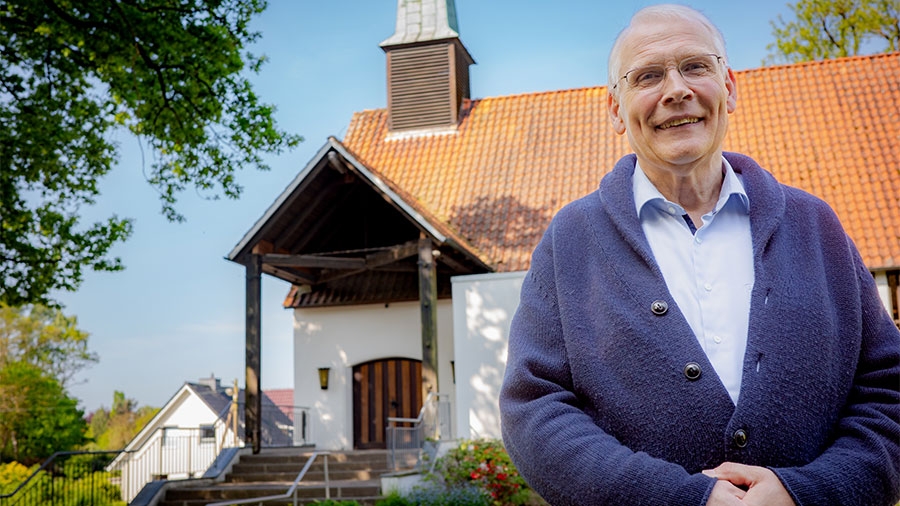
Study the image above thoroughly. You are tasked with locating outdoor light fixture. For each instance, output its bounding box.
[318,367,331,390]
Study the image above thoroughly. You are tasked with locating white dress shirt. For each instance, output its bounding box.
[633,158,754,405]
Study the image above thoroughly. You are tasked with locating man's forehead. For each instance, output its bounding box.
[619,19,718,63]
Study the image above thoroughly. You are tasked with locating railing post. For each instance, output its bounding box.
[324,454,330,499]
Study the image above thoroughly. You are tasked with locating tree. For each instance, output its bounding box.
[0,303,97,386]
[767,0,900,63]
[85,390,158,450]
[0,360,87,463]
[0,0,302,307]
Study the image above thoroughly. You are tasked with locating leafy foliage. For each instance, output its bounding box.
[0,461,35,495]
[426,439,537,506]
[0,303,97,386]
[0,455,124,505]
[0,0,301,306]
[0,360,87,463]
[377,487,489,506]
[85,390,159,450]
[767,0,900,63]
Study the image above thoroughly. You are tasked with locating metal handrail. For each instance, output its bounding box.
[386,391,436,426]
[0,450,125,505]
[205,451,331,506]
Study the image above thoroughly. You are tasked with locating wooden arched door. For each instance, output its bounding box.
[352,357,422,449]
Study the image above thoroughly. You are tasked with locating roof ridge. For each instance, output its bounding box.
[737,50,900,76]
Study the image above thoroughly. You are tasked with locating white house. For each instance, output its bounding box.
[227,0,900,454]
[108,375,295,502]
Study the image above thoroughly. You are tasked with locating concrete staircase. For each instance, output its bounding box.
[156,448,397,506]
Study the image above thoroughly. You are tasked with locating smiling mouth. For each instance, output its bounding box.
[658,117,700,130]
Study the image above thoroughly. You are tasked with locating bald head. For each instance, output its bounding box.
[608,5,727,95]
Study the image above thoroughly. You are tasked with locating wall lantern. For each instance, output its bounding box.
[318,367,331,390]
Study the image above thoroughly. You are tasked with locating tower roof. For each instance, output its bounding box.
[381,0,460,46]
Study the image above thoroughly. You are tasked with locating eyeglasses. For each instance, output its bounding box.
[613,54,724,92]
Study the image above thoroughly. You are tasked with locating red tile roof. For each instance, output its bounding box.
[343,52,900,271]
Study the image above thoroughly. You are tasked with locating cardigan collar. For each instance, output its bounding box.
[598,152,786,260]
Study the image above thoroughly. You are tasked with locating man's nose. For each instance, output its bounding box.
[661,67,693,103]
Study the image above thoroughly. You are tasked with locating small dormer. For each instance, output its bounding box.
[380,0,475,133]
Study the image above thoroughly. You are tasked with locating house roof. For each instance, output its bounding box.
[342,52,900,271]
[111,380,295,467]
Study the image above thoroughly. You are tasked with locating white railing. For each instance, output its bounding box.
[385,392,452,470]
[110,403,313,502]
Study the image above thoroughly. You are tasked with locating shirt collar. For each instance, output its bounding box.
[633,157,750,219]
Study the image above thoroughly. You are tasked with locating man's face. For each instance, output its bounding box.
[607,18,737,176]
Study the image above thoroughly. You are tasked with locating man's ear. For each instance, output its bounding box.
[725,67,738,114]
[608,91,626,135]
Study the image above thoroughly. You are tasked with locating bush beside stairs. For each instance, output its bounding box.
[156,448,400,506]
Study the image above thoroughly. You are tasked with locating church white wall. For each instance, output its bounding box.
[873,271,892,314]
[292,300,454,450]
[451,271,525,441]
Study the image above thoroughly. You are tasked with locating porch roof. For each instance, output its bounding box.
[228,137,490,308]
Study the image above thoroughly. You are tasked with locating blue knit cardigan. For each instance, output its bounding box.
[499,153,900,506]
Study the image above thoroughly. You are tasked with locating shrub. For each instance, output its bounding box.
[377,486,489,506]
[0,462,36,495]
[426,439,531,506]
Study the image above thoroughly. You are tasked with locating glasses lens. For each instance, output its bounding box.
[625,54,720,90]
[679,55,719,80]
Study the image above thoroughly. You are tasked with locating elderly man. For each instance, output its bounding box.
[499,4,900,506]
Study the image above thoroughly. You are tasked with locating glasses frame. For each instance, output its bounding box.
[612,53,725,92]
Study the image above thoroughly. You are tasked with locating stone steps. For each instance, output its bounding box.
[155,449,400,506]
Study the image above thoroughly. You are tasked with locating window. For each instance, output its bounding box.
[161,426,177,447]
[200,425,215,444]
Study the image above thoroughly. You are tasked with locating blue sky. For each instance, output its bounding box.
[59,0,794,412]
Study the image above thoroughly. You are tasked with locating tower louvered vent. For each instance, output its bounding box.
[387,42,470,131]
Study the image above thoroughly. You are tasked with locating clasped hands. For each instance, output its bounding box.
[703,462,795,506]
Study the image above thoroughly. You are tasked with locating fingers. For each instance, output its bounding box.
[703,461,759,488]
[703,463,796,506]
[706,480,746,506]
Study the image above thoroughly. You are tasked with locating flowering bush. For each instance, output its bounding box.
[427,439,532,506]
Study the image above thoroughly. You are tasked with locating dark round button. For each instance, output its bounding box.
[733,429,748,448]
[650,300,668,315]
[683,362,702,380]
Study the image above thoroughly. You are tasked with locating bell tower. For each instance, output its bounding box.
[381,0,475,132]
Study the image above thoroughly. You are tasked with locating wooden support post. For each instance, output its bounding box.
[418,237,439,399]
[245,254,262,454]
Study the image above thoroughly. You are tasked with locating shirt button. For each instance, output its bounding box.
[713,335,722,344]
[733,429,749,448]
[704,283,713,291]
[695,236,703,244]
[667,206,676,215]
[651,300,668,315]
[683,362,702,380]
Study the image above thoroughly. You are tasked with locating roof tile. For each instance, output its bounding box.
[343,53,900,271]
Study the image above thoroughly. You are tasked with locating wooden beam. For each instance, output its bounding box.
[244,254,262,454]
[418,237,439,398]
[365,240,420,268]
[316,240,420,284]
[262,253,366,270]
[435,249,471,273]
[261,264,317,286]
